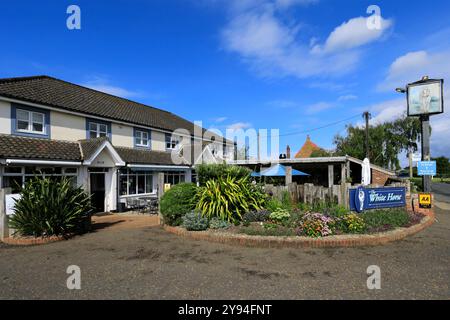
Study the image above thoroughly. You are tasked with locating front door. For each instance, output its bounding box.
[90,172,105,213]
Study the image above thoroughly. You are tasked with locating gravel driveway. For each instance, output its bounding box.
[0,209,449,300]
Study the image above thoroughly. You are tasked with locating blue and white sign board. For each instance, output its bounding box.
[349,187,406,213]
[417,161,437,176]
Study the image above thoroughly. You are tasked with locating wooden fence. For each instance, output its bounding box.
[264,181,410,208]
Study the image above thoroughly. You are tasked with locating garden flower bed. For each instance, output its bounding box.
[160,164,434,248]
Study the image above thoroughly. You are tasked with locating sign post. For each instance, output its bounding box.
[399,77,444,193]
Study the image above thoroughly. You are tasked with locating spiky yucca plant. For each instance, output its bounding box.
[9,177,92,237]
[195,175,267,223]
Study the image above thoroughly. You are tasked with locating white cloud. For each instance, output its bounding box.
[83,76,140,98]
[338,94,358,102]
[364,98,406,125]
[305,101,335,114]
[378,50,450,91]
[221,2,392,79]
[312,16,392,54]
[275,0,318,9]
[227,122,253,130]
[213,116,228,123]
[356,91,450,157]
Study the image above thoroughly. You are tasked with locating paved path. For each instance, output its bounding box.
[0,209,449,299]
[432,182,450,204]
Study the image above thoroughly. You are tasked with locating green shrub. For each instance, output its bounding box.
[182,211,209,231]
[269,208,291,223]
[195,164,251,185]
[9,177,92,237]
[195,175,267,223]
[209,217,231,229]
[242,210,271,223]
[361,208,409,231]
[160,183,197,226]
[281,191,293,210]
[240,225,295,237]
[266,198,283,212]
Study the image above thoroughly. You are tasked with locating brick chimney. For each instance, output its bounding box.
[286,145,291,159]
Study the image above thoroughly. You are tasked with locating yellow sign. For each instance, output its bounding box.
[419,193,432,209]
[164,184,171,192]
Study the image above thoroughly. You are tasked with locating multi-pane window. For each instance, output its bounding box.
[165,134,180,150]
[89,122,109,139]
[135,130,150,148]
[119,170,154,196]
[2,166,78,194]
[16,109,45,134]
[163,171,185,185]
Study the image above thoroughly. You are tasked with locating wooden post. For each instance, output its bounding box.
[421,115,432,192]
[285,166,292,186]
[328,164,334,202]
[328,165,334,188]
[346,160,351,180]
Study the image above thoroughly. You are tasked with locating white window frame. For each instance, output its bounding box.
[89,122,108,138]
[119,170,155,196]
[135,130,150,148]
[166,134,180,150]
[16,109,46,135]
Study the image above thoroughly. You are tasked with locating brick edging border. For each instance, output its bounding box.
[1,234,73,246]
[163,209,435,248]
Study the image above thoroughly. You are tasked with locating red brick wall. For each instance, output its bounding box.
[372,169,390,186]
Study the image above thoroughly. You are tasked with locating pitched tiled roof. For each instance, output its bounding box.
[0,134,82,161]
[295,135,322,158]
[0,75,203,135]
[115,147,176,165]
[0,135,183,166]
[78,137,109,160]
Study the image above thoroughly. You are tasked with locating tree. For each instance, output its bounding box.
[432,156,450,176]
[310,149,332,158]
[333,114,422,170]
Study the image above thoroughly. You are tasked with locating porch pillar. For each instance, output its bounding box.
[157,172,165,225]
[0,188,11,240]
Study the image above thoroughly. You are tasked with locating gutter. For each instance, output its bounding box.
[5,159,82,166]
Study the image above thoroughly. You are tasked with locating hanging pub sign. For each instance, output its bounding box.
[349,186,406,213]
[407,78,444,116]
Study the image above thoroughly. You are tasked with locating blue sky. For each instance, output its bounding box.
[1,0,449,162]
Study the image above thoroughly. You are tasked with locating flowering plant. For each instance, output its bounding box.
[297,213,334,238]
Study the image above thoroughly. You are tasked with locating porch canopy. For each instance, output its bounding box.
[252,164,309,177]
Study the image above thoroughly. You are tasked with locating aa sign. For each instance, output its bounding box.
[419,193,432,209]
